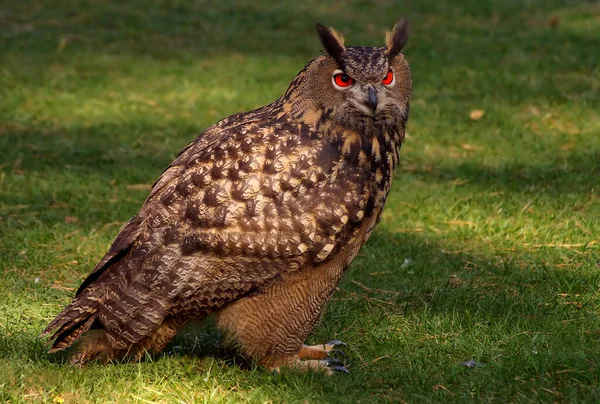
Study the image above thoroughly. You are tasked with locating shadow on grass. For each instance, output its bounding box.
[0,234,475,363]
[6,229,592,369]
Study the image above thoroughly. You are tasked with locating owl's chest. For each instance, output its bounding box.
[331,127,401,252]
[345,128,399,207]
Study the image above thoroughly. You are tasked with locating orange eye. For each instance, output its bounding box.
[381,69,394,85]
[333,73,354,88]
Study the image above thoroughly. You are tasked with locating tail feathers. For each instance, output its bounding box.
[42,294,102,352]
[48,314,97,352]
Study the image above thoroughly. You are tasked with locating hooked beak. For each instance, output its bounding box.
[365,86,378,112]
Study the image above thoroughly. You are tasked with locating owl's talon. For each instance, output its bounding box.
[319,358,350,375]
[330,365,351,375]
[321,357,343,367]
[330,349,347,360]
[326,340,347,348]
[324,340,347,360]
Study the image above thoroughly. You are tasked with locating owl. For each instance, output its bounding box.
[43,20,411,375]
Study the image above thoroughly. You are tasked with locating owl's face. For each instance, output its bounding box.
[287,21,411,132]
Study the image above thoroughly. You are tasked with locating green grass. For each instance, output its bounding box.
[1,0,599,402]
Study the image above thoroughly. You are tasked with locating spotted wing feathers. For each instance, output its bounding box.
[43,104,373,352]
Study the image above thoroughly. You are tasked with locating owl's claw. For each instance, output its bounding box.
[321,347,350,375]
[326,340,347,348]
[275,357,350,376]
[330,365,351,375]
[321,357,343,367]
[294,340,350,375]
[324,340,347,360]
[319,358,350,375]
[330,349,347,360]
[298,340,349,360]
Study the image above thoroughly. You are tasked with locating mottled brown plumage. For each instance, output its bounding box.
[43,20,412,374]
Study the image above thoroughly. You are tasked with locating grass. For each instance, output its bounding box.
[1,0,599,402]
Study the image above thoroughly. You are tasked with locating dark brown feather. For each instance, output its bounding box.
[386,19,410,59]
[316,23,346,69]
[75,214,145,295]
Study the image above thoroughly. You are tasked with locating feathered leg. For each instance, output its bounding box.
[215,261,349,375]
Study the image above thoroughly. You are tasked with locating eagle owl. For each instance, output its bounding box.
[43,20,411,375]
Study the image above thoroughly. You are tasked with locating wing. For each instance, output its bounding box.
[44,105,377,349]
[117,112,373,302]
[73,110,263,296]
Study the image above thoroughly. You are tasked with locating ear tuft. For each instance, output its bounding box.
[328,27,345,47]
[386,19,410,59]
[316,23,346,68]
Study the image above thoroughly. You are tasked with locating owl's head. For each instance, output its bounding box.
[285,20,411,132]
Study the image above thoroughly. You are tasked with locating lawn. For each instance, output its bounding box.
[1,0,599,402]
